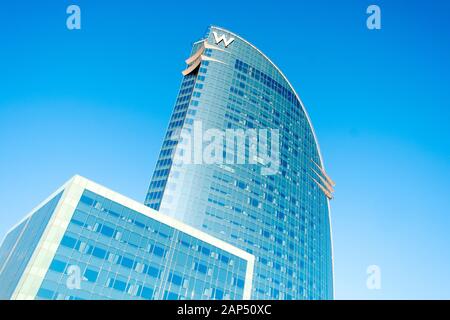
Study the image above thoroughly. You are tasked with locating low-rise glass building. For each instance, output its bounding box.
[0,175,254,300]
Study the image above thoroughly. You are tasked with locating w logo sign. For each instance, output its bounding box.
[212,31,235,47]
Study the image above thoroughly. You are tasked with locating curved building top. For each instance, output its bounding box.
[205,26,325,168]
[182,25,334,198]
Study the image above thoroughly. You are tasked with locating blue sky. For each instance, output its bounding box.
[0,0,449,299]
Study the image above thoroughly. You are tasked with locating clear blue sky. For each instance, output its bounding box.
[0,0,449,299]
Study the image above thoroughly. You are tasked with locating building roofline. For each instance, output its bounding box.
[0,175,76,243]
[72,175,254,261]
[209,26,327,170]
[73,175,255,300]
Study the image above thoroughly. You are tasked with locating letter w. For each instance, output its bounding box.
[213,31,235,47]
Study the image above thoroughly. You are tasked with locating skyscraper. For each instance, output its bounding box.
[145,26,334,299]
[0,176,254,300]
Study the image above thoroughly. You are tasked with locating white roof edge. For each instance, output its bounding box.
[210,26,326,170]
[0,175,78,241]
[71,175,255,264]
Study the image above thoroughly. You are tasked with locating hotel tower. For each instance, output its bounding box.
[145,26,334,299]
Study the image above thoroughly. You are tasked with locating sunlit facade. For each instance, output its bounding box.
[145,26,334,299]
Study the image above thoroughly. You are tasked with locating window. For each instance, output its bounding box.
[84,269,98,282]
[169,272,183,286]
[101,225,114,237]
[92,247,107,259]
[141,287,153,299]
[215,289,224,300]
[153,245,165,257]
[80,195,94,206]
[49,259,66,273]
[220,254,230,264]
[164,291,179,300]
[201,246,211,256]
[121,256,134,269]
[37,288,54,300]
[111,279,127,292]
[194,262,208,274]
[61,235,77,249]
[147,266,160,278]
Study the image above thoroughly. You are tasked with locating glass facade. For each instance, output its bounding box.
[145,26,334,299]
[0,176,254,300]
[0,192,63,300]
